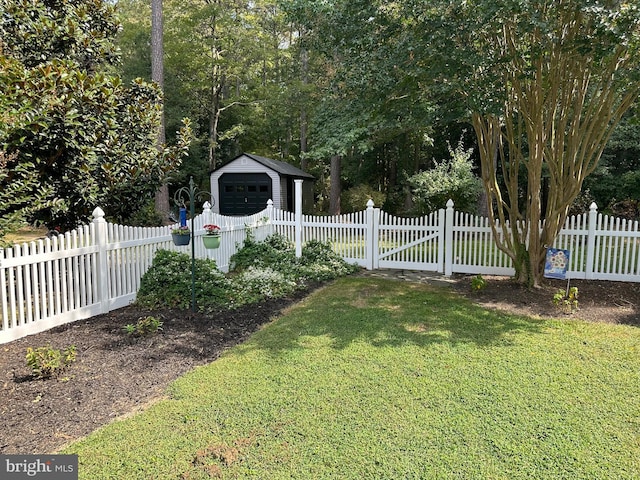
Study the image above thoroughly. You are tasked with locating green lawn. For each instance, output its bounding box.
[65,277,640,479]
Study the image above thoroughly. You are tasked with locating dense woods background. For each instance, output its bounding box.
[114,0,640,218]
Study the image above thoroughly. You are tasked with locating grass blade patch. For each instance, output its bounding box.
[66,277,640,479]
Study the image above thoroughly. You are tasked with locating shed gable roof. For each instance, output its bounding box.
[215,153,314,180]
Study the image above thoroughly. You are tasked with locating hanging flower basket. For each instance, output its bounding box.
[202,224,221,249]
[171,226,191,246]
[202,235,221,249]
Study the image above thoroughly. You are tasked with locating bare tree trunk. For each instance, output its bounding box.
[283,127,291,159]
[300,109,308,166]
[299,45,309,171]
[329,155,341,215]
[477,128,499,217]
[209,88,221,171]
[151,0,170,222]
[403,139,421,211]
[207,9,223,172]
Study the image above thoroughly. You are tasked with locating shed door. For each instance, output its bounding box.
[219,173,272,215]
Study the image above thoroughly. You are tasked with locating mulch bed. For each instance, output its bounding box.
[0,287,317,455]
[450,275,640,327]
[1,275,638,455]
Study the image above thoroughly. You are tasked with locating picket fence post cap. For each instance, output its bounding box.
[446,199,454,208]
[92,207,105,219]
[366,199,375,208]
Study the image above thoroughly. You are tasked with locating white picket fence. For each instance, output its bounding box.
[450,201,640,281]
[272,198,640,281]
[0,203,272,344]
[2,192,639,344]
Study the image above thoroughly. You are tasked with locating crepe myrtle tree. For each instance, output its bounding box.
[418,0,640,286]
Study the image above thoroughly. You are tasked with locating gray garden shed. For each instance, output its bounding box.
[210,153,315,215]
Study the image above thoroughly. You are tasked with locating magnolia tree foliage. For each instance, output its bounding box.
[413,0,640,285]
[0,0,192,233]
[0,150,56,246]
[1,0,121,70]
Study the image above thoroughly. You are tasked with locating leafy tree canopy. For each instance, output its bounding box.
[407,0,640,285]
[285,0,433,160]
[0,0,192,234]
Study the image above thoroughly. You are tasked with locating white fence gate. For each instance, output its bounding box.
[374,208,444,271]
[271,193,640,282]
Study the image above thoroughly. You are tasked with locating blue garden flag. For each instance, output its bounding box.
[544,248,571,280]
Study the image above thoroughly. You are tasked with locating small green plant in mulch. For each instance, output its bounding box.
[553,286,579,313]
[26,345,77,379]
[123,316,163,336]
[470,274,487,292]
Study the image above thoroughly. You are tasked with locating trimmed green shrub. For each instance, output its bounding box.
[298,240,361,281]
[136,250,232,311]
[230,233,359,283]
[229,232,296,273]
[136,235,359,313]
[231,266,298,305]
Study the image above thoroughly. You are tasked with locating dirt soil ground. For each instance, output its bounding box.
[1,274,638,455]
[450,274,640,327]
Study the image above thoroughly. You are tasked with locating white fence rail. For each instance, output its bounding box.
[445,202,640,281]
[272,198,640,281]
[0,203,272,344]
[2,192,639,344]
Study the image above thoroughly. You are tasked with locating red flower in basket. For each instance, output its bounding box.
[203,224,221,236]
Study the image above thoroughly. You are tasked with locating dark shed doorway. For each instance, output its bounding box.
[218,173,272,215]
